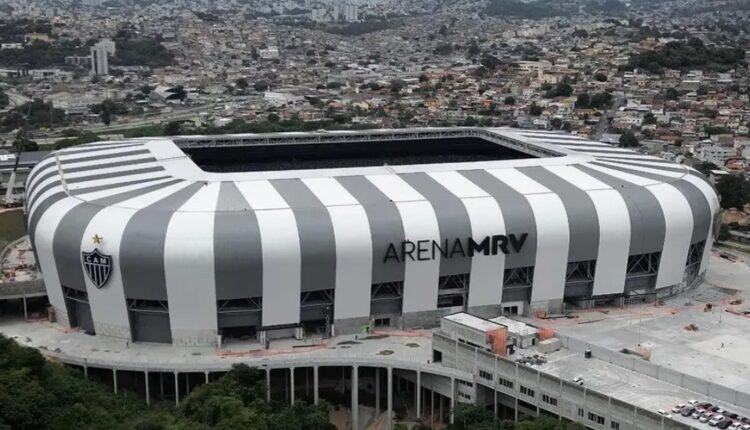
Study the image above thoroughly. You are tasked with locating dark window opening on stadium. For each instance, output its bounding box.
[300,289,334,338]
[563,260,596,299]
[437,273,469,309]
[685,240,705,285]
[370,281,403,326]
[127,299,172,344]
[502,266,533,303]
[217,297,262,342]
[624,252,660,293]
[63,286,95,335]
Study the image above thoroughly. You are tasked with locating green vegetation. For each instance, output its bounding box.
[715,174,750,210]
[0,90,8,109]
[485,0,572,19]
[450,403,586,430]
[110,31,175,68]
[0,100,67,132]
[0,39,87,68]
[0,19,52,41]
[312,19,402,36]
[627,38,745,73]
[0,334,333,430]
[53,131,103,149]
[618,130,639,148]
[0,210,26,251]
[544,82,573,99]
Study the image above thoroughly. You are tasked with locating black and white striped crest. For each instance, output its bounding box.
[82,248,112,289]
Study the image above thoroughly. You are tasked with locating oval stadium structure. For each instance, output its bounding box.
[25,128,719,346]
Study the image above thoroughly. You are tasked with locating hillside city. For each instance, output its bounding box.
[2,1,750,430]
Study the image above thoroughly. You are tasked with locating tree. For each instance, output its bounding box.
[236,78,249,90]
[642,112,657,125]
[164,121,183,136]
[619,130,640,147]
[590,92,613,109]
[717,224,731,242]
[550,117,563,129]
[575,93,590,108]
[0,90,8,109]
[253,81,270,92]
[467,41,481,57]
[267,113,280,123]
[665,87,680,101]
[594,72,608,82]
[715,174,750,209]
[504,96,516,105]
[438,24,449,36]
[529,102,543,116]
[390,79,407,94]
[544,82,573,98]
[481,55,501,72]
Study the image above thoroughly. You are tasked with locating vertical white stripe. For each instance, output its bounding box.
[488,169,568,304]
[78,179,185,341]
[428,172,505,308]
[545,166,630,296]
[302,178,373,321]
[34,199,80,327]
[649,184,694,288]
[164,182,221,346]
[367,174,440,314]
[683,175,720,274]
[235,181,301,327]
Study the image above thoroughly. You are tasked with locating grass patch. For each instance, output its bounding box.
[0,209,26,251]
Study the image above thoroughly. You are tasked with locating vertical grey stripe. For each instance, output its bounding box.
[59,149,151,166]
[399,172,473,276]
[337,175,406,284]
[214,182,263,300]
[670,180,712,244]
[52,179,186,293]
[460,170,537,269]
[120,182,203,301]
[519,166,600,263]
[575,165,666,255]
[271,179,336,292]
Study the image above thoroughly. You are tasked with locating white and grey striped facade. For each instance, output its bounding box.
[26,128,719,346]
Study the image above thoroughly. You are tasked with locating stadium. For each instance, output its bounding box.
[25,127,719,347]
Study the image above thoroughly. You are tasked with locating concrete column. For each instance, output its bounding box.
[266,368,271,402]
[113,369,118,394]
[439,392,443,423]
[431,389,435,426]
[351,365,358,430]
[450,377,455,425]
[290,367,295,406]
[416,371,421,420]
[313,365,319,406]
[387,366,393,430]
[375,367,380,413]
[160,372,164,399]
[83,363,88,379]
[204,371,209,384]
[174,372,180,406]
[22,296,28,321]
[494,389,498,417]
[145,371,150,405]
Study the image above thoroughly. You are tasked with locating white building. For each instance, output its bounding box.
[90,39,116,76]
[698,145,736,166]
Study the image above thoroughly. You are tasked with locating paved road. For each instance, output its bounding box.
[590,95,624,141]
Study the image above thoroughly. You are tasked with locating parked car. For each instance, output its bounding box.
[710,416,726,427]
[729,423,742,430]
[658,410,673,419]
[717,420,732,430]
[572,376,584,386]
[702,412,716,423]
[740,424,750,430]
[682,407,696,417]
[673,404,687,413]
[688,400,700,406]
[692,411,704,419]
[728,413,740,420]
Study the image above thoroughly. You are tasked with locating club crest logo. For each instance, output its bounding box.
[82,248,112,289]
